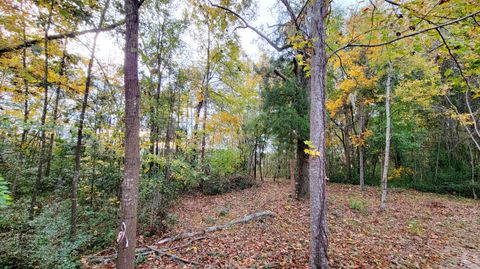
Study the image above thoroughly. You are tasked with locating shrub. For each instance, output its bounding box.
[0,199,116,269]
[348,198,367,212]
[208,148,242,176]
[202,175,255,195]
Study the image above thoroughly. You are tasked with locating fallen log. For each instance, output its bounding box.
[157,210,275,245]
[85,237,206,265]
[84,211,275,265]
[146,245,201,266]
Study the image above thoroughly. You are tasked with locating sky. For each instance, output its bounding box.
[78,0,359,66]
[237,0,358,60]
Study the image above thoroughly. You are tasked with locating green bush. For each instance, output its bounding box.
[0,199,116,269]
[348,198,367,212]
[208,148,242,176]
[0,175,12,206]
[202,175,255,195]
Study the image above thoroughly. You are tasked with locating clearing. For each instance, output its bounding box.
[88,181,480,268]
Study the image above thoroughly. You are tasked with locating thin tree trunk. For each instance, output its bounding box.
[434,137,440,182]
[259,143,264,182]
[30,1,53,219]
[469,144,477,199]
[309,1,329,267]
[45,41,68,177]
[71,0,109,239]
[200,29,211,167]
[13,8,30,199]
[380,61,393,209]
[371,153,378,179]
[164,80,176,181]
[152,21,166,159]
[90,126,98,208]
[290,158,295,196]
[359,105,365,191]
[253,139,257,180]
[344,109,352,181]
[117,0,140,268]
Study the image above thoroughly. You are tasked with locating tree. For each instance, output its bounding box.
[380,60,393,209]
[117,0,141,267]
[71,0,110,239]
[30,0,54,219]
[309,0,329,267]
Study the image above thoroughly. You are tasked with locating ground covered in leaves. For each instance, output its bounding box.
[90,180,480,268]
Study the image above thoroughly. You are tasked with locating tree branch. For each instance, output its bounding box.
[280,0,300,30]
[436,28,480,143]
[0,21,125,55]
[273,69,288,81]
[210,3,291,52]
[329,10,480,57]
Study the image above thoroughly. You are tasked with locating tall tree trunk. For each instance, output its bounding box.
[259,143,264,182]
[296,140,309,199]
[30,1,53,219]
[290,158,295,196]
[91,127,98,208]
[469,144,477,199]
[200,29,211,167]
[164,81,176,181]
[309,1,329,267]
[117,0,140,268]
[380,61,393,209]
[13,9,30,199]
[434,137,440,182]
[151,21,166,159]
[45,41,68,177]
[359,104,365,191]
[253,139,257,180]
[71,0,109,239]
[344,109,352,181]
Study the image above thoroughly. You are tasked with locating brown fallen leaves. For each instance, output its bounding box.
[87,181,480,269]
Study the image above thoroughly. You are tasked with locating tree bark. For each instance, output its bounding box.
[380,61,393,209]
[309,1,329,267]
[117,0,140,268]
[359,104,365,191]
[30,1,53,219]
[290,158,295,196]
[296,140,309,199]
[71,0,109,239]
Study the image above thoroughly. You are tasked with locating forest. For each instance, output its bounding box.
[0,0,479,268]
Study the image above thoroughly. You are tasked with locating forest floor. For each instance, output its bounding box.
[89,180,480,269]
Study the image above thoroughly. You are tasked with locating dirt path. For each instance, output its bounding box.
[91,181,479,268]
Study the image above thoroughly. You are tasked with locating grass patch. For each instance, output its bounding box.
[348,198,368,212]
[406,219,424,236]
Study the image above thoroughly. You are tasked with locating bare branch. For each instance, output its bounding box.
[280,0,300,30]
[210,3,291,52]
[436,28,480,142]
[0,21,125,55]
[329,10,480,58]
[274,69,288,81]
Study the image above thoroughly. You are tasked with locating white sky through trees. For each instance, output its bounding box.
[78,0,357,66]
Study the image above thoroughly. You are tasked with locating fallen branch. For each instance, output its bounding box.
[85,236,206,265]
[157,211,276,245]
[85,211,274,265]
[146,245,201,266]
